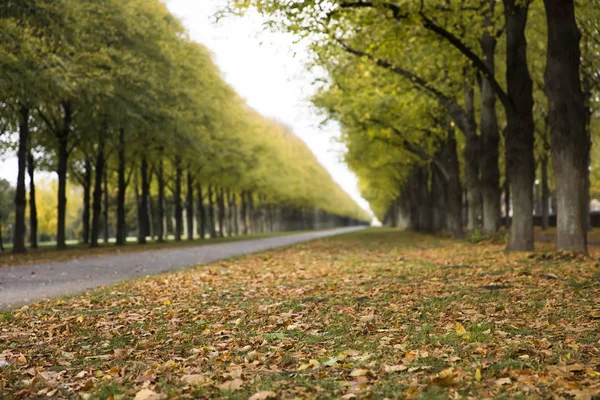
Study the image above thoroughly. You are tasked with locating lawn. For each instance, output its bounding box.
[1,229,599,399]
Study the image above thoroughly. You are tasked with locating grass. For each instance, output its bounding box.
[0,228,599,399]
[0,230,315,267]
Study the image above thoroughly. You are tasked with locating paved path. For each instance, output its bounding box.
[0,227,363,308]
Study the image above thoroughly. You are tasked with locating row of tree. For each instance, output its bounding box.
[0,0,369,254]
[229,0,600,253]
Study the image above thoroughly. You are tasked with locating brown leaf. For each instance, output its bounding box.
[134,389,163,400]
[248,390,277,400]
[218,378,244,391]
[181,374,208,385]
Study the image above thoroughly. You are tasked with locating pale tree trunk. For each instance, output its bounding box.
[544,0,588,253]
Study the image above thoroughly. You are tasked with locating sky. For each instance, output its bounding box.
[0,0,373,216]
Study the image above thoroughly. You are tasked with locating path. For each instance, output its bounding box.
[0,227,363,308]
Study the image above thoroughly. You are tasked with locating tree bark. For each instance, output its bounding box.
[138,156,150,244]
[241,191,248,235]
[81,159,92,244]
[56,101,73,250]
[90,140,104,247]
[442,127,464,238]
[173,159,183,242]
[115,128,127,246]
[463,79,482,233]
[504,178,511,228]
[480,0,501,235]
[186,170,194,241]
[208,186,216,238]
[217,188,225,237]
[541,154,550,230]
[103,165,109,243]
[544,0,588,253]
[232,192,239,236]
[27,148,38,248]
[157,159,165,242]
[12,106,29,254]
[503,0,535,251]
[196,182,206,240]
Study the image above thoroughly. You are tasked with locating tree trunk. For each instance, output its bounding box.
[442,127,464,238]
[91,141,104,247]
[157,159,165,242]
[504,178,511,228]
[56,135,69,249]
[174,159,183,242]
[217,188,225,237]
[186,170,194,241]
[208,186,217,238]
[115,128,127,246]
[463,80,482,233]
[503,0,535,251]
[27,148,38,248]
[233,192,239,235]
[544,0,588,253]
[241,191,248,235]
[138,156,150,244]
[12,106,29,254]
[248,191,255,234]
[81,159,92,245]
[541,154,550,230]
[0,217,4,251]
[480,0,501,236]
[103,165,109,243]
[196,182,206,240]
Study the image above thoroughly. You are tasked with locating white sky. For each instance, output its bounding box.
[0,0,373,216]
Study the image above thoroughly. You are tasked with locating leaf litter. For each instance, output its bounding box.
[0,229,599,399]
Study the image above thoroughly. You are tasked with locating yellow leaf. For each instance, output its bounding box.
[475,368,482,382]
[455,322,467,336]
[76,315,84,323]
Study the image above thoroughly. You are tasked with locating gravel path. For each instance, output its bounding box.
[0,227,363,308]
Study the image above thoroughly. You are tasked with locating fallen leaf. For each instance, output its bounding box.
[248,390,277,400]
[455,322,467,336]
[134,389,162,400]
[495,377,511,386]
[349,368,369,377]
[181,374,208,385]
[384,364,408,373]
[218,378,244,391]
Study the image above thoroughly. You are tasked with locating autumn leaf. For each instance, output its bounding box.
[134,389,163,400]
[248,391,277,400]
[495,377,512,386]
[218,378,244,391]
[455,322,467,336]
[181,374,208,385]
